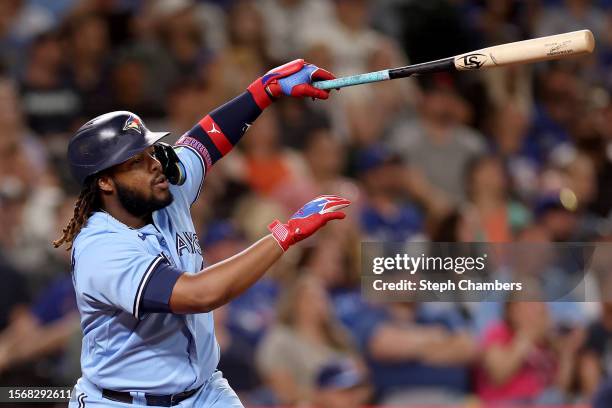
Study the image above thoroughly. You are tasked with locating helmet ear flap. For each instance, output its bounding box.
[154,143,186,185]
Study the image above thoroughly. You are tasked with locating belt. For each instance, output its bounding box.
[101,386,200,407]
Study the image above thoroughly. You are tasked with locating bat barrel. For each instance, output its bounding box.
[453,29,595,71]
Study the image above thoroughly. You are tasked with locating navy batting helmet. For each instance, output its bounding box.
[67,111,169,186]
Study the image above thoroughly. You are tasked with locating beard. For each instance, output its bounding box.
[114,179,174,218]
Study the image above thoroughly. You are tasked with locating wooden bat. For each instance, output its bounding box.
[313,29,595,90]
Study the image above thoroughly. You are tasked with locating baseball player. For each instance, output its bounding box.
[54,59,350,407]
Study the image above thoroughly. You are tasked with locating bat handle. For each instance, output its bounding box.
[313,70,391,90]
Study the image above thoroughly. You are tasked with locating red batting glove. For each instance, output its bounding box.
[248,59,336,110]
[268,195,351,251]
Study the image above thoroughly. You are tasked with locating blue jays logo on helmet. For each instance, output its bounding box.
[123,116,143,134]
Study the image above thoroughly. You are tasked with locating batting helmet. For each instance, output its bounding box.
[67,111,169,186]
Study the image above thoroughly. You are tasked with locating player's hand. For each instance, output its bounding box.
[248,59,336,109]
[268,195,350,251]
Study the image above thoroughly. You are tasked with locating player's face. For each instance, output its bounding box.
[109,147,174,217]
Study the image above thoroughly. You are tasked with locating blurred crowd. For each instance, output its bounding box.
[2,0,612,406]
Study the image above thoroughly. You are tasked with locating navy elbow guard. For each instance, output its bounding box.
[154,142,186,185]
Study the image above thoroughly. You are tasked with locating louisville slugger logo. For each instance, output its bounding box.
[455,53,487,70]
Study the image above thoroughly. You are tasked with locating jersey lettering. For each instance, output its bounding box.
[175,232,202,256]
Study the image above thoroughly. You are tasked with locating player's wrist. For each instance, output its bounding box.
[268,220,293,251]
[247,80,274,110]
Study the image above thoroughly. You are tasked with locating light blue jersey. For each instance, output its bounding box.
[71,147,218,394]
[68,87,269,407]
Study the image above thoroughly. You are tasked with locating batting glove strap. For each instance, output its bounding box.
[268,220,294,251]
[247,79,275,110]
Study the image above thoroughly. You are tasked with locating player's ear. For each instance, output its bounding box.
[97,175,115,194]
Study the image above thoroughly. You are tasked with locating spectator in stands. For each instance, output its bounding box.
[0,195,79,385]
[341,38,414,150]
[256,276,357,405]
[561,151,601,240]
[239,107,311,210]
[362,37,416,126]
[536,0,608,45]
[153,0,206,79]
[202,0,267,102]
[356,144,424,242]
[524,65,585,165]
[302,127,352,195]
[109,52,164,120]
[19,30,81,136]
[0,76,49,177]
[163,79,211,137]
[297,237,358,296]
[579,302,612,398]
[469,224,590,335]
[470,0,530,46]
[214,304,262,402]
[301,0,385,77]
[259,0,334,63]
[0,253,29,335]
[486,103,538,200]
[0,80,64,276]
[430,208,479,243]
[388,75,485,204]
[464,155,531,242]
[62,12,112,119]
[0,0,56,74]
[477,301,579,404]
[275,98,333,150]
[0,277,79,380]
[348,301,477,404]
[0,172,29,269]
[534,193,580,242]
[300,127,363,227]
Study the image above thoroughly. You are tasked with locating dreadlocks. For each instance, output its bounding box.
[53,178,100,251]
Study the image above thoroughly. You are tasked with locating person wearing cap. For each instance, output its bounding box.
[387,74,485,205]
[256,275,356,405]
[356,144,424,242]
[55,59,352,408]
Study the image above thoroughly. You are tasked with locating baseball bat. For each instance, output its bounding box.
[313,29,595,90]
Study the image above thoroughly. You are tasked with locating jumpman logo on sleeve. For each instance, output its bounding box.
[207,123,222,134]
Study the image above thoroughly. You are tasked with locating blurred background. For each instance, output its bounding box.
[2,0,612,407]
